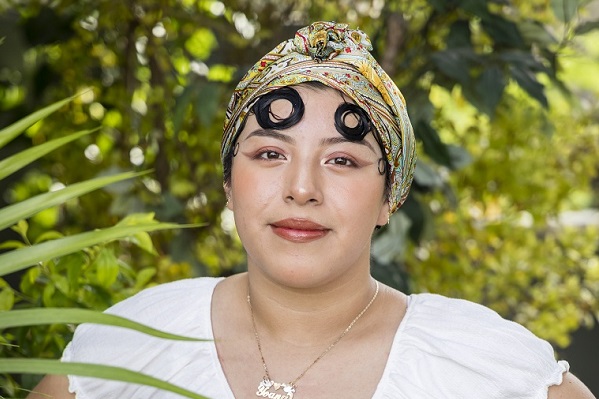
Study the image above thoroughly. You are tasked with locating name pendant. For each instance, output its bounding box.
[255,378,295,399]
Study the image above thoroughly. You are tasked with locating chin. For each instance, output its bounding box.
[251,258,355,290]
[272,274,337,290]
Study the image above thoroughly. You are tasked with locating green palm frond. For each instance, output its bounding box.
[1,359,209,399]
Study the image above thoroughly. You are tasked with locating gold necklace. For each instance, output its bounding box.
[247,280,380,399]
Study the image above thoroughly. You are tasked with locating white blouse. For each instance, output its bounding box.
[63,277,569,399]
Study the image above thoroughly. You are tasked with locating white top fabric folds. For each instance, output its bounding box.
[63,277,569,399]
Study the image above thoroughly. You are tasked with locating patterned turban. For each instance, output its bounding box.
[221,21,416,214]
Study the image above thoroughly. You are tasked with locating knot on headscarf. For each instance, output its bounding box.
[294,21,371,61]
[222,21,416,214]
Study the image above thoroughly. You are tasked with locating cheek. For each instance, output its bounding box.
[230,162,280,206]
[325,175,386,220]
[328,173,385,202]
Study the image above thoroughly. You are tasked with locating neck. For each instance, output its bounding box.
[245,269,378,346]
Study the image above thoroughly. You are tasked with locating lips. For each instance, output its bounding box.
[270,218,330,243]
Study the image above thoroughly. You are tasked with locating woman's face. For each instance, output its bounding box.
[226,84,389,289]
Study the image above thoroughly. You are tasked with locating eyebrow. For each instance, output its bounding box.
[320,136,376,153]
[244,128,376,153]
[245,129,295,143]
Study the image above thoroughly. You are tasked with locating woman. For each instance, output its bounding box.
[29,21,594,399]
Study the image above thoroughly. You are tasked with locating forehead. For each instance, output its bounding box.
[272,84,345,117]
[295,82,349,104]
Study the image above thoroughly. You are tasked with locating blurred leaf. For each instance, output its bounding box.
[0,280,14,311]
[427,0,451,12]
[11,220,29,240]
[34,231,65,243]
[370,258,410,293]
[474,66,506,116]
[20,267,41,293]
[207,64,236,82]
[499,50,547,71]
[0,359,209,399]
[551,0,580,23]
[405,89,435,124]
[575,19,599,35]
[126,232,158,255]
[415,121,452,167]
[185,28,217,60]
[481,16,523,47]
[372,212,412,264]
[116,213,161,226]
[509,65,548,107]
[446,20,472,48]
[0,95,73,150]
[400,195,430,243]
[0,128,97,181]
[430,49,474,85]
[0,171,149,231]
[51,274,69,296]
[196,81,223,128]
[447,144,473,170]
[0,222,198,276]
[413,160,444,189]
[63,253,85,292]
[0,240,26,250]
[173,83,199,134]
[0,290,15,311]
[157,193,186,219]
[94,247,119,288]
[31,207,59,228]
[518,20,558,46]
[42,283,55,306]
[135,267,157,289]
[459,0,491,18]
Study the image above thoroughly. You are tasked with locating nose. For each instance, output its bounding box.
[283,160,323,205]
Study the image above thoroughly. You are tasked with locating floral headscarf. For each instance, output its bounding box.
[221,21,416,214]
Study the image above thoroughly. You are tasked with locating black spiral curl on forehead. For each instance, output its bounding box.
[334,102,371,141]
[253,87,305,130]
[251,86,373,144]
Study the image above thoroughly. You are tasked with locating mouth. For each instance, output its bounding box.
[269,218,330,243]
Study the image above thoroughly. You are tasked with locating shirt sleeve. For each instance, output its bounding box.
[379,293,569,399]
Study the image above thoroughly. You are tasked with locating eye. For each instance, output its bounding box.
[327,156,356,167]
[257,150,285,160]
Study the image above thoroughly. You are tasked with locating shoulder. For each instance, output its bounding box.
[67,276,223,342]
[65,276,223,350]
[404,293,569,373]
[382,293,569,398]
[404,293,559,352]
[548,372,596,399]
[61,277,226,398]
[105,276,223,318]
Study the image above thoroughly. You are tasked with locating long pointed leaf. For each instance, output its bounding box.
[0,171,149,231]
[0,96,74,150]
[0,223,202,276]
[0,308,205,342]
[0,128,98,181]
[0,359,210,399]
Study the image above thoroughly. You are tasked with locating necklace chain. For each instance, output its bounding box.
[247,280,380,390]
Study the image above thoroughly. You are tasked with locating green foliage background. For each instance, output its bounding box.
[0,96,208,398]
[1,0,598,396]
